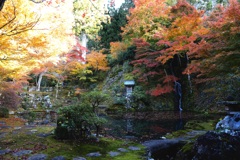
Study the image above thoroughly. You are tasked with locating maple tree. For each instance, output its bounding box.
[0,0,75,94]
[0,0,43,83]
[122,0,171,43]
[126,0,209,96]
[86,51,109,72]
[110,42,129,59]
[183,0,240,82]
[129,0,240,101]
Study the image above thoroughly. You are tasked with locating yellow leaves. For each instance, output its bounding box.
[110,42,128,58]
[122,0,170,42]
[165,15,203,41]
[0,0,75,84]
[86,51,109,71]
[67,61,85,75]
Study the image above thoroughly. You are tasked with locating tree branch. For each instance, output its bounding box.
[0,0,16,30]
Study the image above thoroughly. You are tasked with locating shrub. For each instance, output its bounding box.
[0,87,20,109]
[55,102,107,139]
[54,126,69,139]
[22,111,36,123]
[0,107,9,118]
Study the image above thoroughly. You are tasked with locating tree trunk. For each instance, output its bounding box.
[36,72,45,91]
[81,33,88,63]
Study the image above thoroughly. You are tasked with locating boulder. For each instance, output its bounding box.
[216,113,240,136]
[177,131,240,160]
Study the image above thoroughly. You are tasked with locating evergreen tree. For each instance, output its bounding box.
[88,0,134,51]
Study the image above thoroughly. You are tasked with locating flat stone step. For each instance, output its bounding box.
[12,150,32,157]
[0,149,11,155]
[86,152,101,157]
[0,121,6,125]
[118,148,128,152]
[0,125,11,129]
[52,155,65,160]
[108,151,120,157]
[27,153,47,160]
[128,146,141,151]
[73,157,86,160]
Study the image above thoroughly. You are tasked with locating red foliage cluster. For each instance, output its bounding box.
[130,0,240,96]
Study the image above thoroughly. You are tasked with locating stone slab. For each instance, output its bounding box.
[12,150,32,157]
[27,153,47,160]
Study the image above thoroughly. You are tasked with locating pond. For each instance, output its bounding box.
[102,111,223,141]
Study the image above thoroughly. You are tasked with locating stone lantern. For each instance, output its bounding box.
[124,80,135,97]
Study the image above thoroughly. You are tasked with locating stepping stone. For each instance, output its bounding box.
[52,156,65,160]
[25,131,34,135]
[30,129,38,132]
[27,153,47,160]
[0,149,11,155]
[86,152,101,157]
[73,157,86,160]
[37,133,52,138]
[49,123,57,127]
[0,121,6,125]
[0,126,11,129]
[108,151,120,157]
[12,150,32,157]
[12,130,21,135]
[40,120,50,125]
[0,132,7,138]
[25,125,37,129]
[118,148,128,152]
[128,146,140,151]
[14,127,22,130]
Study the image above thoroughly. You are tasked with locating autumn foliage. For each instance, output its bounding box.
[122,0,240,96]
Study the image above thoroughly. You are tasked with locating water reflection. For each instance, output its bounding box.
[103,112,186,141]
[102,111,220,141]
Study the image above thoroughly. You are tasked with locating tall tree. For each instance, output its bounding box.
[184,0,240,81]
[0,0,42,82]
[0,0,75,87]
[122,0,171,43]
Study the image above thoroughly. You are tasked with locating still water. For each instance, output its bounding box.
[102,111,221,141]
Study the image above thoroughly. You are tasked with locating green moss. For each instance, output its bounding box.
[165,129,191,139]
[181,142,194,153]
[185,120,216,131]
[1,128,145,160]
